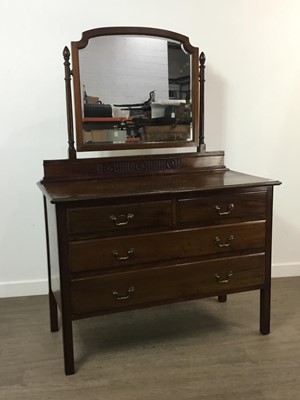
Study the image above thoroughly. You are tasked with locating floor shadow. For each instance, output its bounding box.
[73,298,232,366]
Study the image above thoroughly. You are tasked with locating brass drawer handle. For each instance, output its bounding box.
[112,286,135,301]
[112,248,135,260]
[214,234,234,247]
[110,213,134,226]
[214,203,234,216]
[215,271,233,284]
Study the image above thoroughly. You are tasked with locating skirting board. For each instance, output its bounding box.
[272,262,300,278]
[0,262,300,298]
[0,280,48,299]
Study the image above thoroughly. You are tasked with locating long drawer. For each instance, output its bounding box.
[69,221,265,273]
[67,200,172,238]
[71,254,266,316]
[177,191,267,227]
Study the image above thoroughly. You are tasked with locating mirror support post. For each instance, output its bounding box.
[198,52,206,152]
[63,46,77,159]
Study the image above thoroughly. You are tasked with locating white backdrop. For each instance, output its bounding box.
[0,0,299,297]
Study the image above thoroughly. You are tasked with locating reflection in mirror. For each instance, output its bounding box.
[78,35,192,145]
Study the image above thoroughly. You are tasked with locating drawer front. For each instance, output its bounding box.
[178,191,267,227]
[71,254,265,316]
[69,221,265,273]
[67,200,172,237]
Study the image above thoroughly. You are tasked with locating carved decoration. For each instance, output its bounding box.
[98,158,181,176]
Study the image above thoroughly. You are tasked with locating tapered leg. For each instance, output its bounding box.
[260,287,271,335]
[261,186,273,335]
[62,314,75,375]
[49,290,59,332]
[218,294,227,303]
[44,196,59,333]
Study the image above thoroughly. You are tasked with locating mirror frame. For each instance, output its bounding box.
[71,27,199,152]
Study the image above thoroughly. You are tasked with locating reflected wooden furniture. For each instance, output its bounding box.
[39,27,280,375]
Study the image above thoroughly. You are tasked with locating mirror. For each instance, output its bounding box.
[71,27,199,151]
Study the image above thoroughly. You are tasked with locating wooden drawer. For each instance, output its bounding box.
[67,200,172,237]
[177,191,267,227]
[69,221,265,273]
[71,254,266,316]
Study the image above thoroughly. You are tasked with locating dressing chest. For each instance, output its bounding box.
[38,27,280,374]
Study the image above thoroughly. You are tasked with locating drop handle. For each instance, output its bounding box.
[112,248,135,261]
[215,271,233,284]
[214,203,234,216]
[214,235,234,247]
[110,213,134,226]
[112,286,135,301]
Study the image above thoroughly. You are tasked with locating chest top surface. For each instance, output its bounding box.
[39,169,280,204]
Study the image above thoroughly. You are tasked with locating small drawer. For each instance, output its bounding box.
[177,191,267,227]
[71,254,266,316]
[68,221,265,273]
[67,200,172,237]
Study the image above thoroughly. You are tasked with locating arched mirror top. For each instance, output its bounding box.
[66,27,204,154]
[74,27,197,53]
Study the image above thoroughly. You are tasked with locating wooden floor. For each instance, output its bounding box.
[0,277,299,400]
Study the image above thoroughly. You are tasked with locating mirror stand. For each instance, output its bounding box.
[61,27,204,154]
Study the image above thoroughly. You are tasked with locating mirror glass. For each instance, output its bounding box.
[72,29,199,151]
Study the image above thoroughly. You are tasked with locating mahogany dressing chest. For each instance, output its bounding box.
[38,27,280,374]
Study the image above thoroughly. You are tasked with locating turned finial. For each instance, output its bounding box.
[199,51,206,66]
[63,46,70,61]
